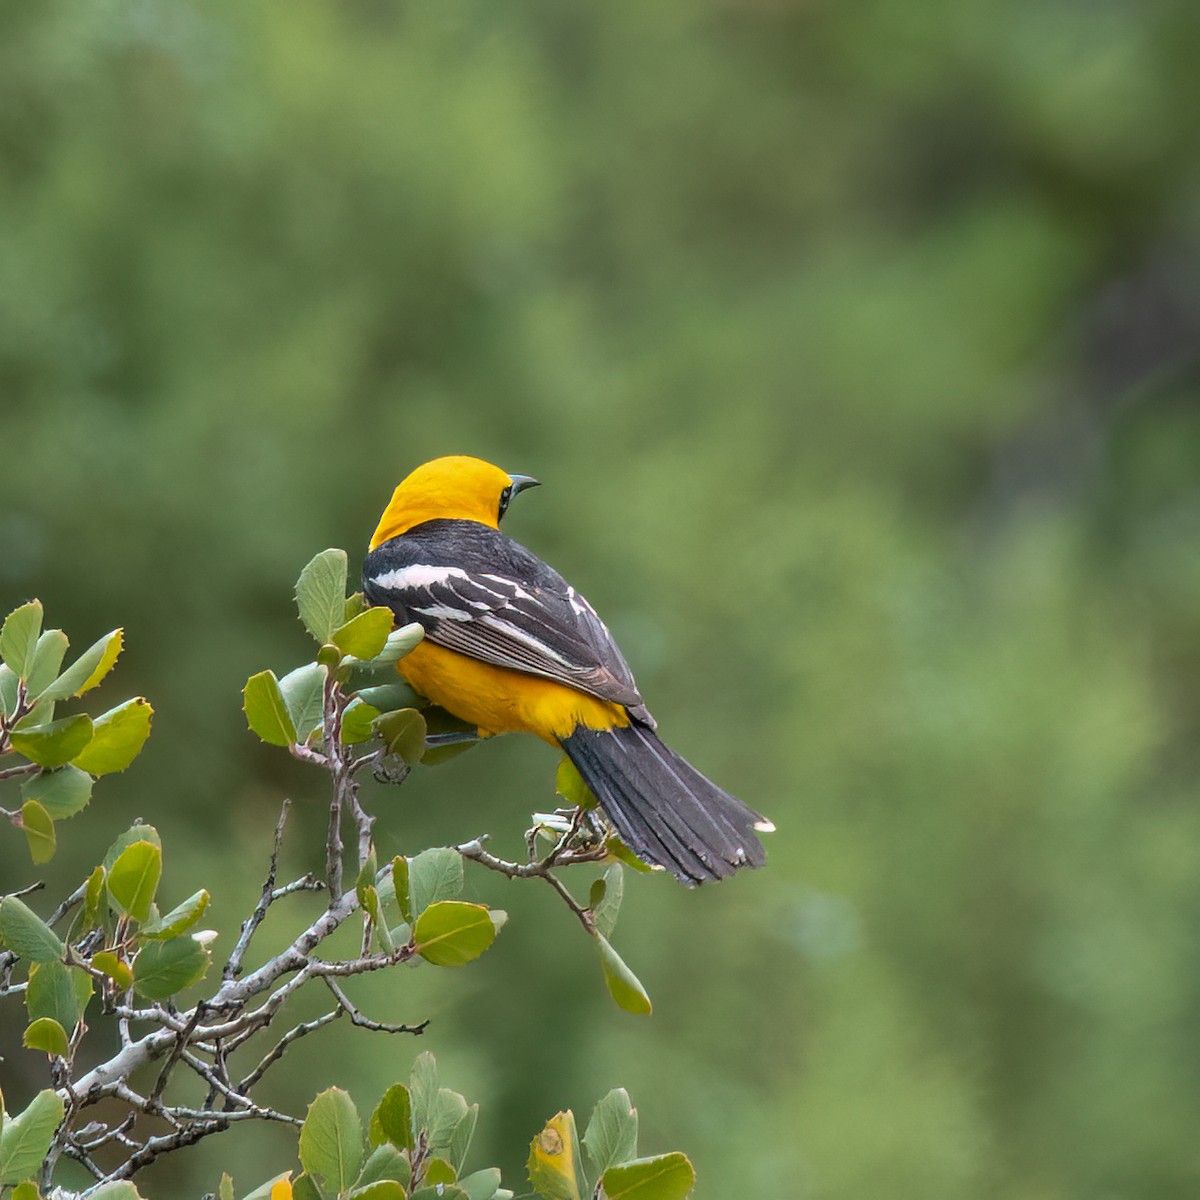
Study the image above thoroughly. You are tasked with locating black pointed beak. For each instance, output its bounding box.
[507,474,541,495]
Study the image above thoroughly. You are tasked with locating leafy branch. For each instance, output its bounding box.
[0,552,693,1199]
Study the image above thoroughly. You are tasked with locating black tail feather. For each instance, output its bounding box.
[560,723,771,885]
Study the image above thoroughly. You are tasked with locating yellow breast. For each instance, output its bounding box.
[398,639,629,743]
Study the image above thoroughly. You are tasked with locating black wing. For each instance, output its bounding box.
[363,519,653,724]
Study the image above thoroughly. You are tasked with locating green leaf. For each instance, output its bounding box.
[139,889,210,940]
[349,622,424,667]
[409,1052,438,1134]
[426,1089,468,1159]
[527,1110,585,1200]
[590,864,623,940]
[344,591,366,622]
[72,697,152,775]
[12,1179,42,1200]
[26,960,92,1030]
[555,756,598,810]
[457,1168,503,1200]
[92,950,134,991]
[357,1143,410,1189]
[25,630,68,698]
[89,1185,145,1200]
[374,708,427,766]
[0,600,43,679]
[243,671,297,746]
[605,838,655,874]
[359,884,394,953]
[596,935,652,1015]
[83,866,107,927]
[132,934,210,1000]
[103,823,161,870]
[448,1104,478,1171]
[414,901,497,967]
[296,549,350,645]
[40,628,124,701]
[23,1017,69,1058]
[425,1158,456,1185]
[9,713,93,768]
[583,1089,638,1182]
[333,606,394,659]
[408,847,463,915]
[219,1173,234,1200]
[342,698,382,746]
[299,1086,363,1194]
[0,1089,64,1186]
[349,1182,408,1200]
[392,856,412,924]
[279,663,327,742]
[292,1175,324,1200]
[353,681,424,713]
[409,1189,468,1200]
[0,663,18,716]
[0,897,64,963]
[368,1081,413,1151]
[21,765,93,819]
[601,1154,695,1200]
[107,840,162,923]
[20,799,55,864]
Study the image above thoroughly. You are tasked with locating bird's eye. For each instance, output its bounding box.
[498,485,513,521]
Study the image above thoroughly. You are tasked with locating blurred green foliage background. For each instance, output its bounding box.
[3,0,1200,1195]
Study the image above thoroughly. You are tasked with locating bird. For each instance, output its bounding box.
[361,455,773,884]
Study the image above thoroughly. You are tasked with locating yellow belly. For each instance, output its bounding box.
[398,640,629,743]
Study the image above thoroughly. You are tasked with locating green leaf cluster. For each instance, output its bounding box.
[234,1056,512,1200]
[0,821,214,1061]
[243,551,481,777]
[527,1091,694,1200]
[0,601,152,865]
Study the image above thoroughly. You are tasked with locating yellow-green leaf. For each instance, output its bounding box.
[107,840,162,923]
[23,1017,69,1058]
[9,714,94,769]
[243,671,296,747]
[556,757,598,809]
[414,902,496,967]
[601,1153,695,1200]
[139,889,210,940]
[527,1110,585,1200]
[342,698,381,746]
[72,698,152,775]
[92,951,134,991]
[596,934,652,1015]
[20,800,55,864]
[40,628,124,701]
[333,606,394,659]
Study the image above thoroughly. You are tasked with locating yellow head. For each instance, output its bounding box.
[369,455,540,548]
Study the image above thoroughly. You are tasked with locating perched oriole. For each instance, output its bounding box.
[362,455,773,884]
